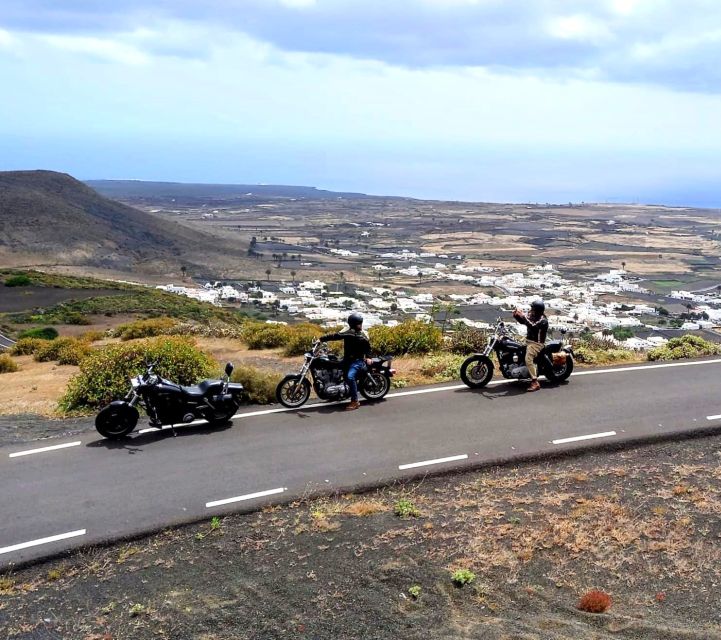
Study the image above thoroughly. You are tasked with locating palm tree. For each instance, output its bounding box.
[265,268,272,282]
[180,265,187,280]
[337,271,345,292]
[621,261,626,272]
[290,270,297,283]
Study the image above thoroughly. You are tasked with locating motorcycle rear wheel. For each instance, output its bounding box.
[460,355,494,389]
[95,403,139,439]
[359,372,390,401]
[544,355,574,383]
[276,375,311,408]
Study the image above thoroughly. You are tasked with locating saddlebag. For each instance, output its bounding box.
[552,352,568,366]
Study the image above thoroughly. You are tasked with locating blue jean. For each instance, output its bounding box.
[346,359,366,402]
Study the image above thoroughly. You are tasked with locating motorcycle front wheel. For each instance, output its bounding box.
[359,372,390,401]
[95,403,139,439]
[276,375,311,408]
[460,355,494,389]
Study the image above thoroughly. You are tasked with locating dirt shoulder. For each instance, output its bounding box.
[3,435,721,639]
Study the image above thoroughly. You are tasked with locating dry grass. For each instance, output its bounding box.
[0,355,78,416]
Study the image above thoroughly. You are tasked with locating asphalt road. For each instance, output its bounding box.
[2,358,721,569]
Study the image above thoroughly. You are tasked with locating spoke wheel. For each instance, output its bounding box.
[359,372,390,401]
[276,376,311,408]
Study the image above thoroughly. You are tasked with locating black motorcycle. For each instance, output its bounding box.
[460,318,574,389]
[275,339,395,408]
[95,362,244,439]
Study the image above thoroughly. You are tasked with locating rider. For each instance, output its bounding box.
[319,312,372,411]
[512,299,548,393]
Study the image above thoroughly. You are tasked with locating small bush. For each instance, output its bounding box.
[451,569,476,586]
[408,585,422,599]
[59,336,215,413]
[11,338,46,356]
[56,340,92,366]
[4,274,32,287]
[647,334,721,361]
[369,320,442,355]
[419,353,464,381]
[230,364,282,405]
[394,498,420,518]
[573,344,636,365]
[112,317,178,341]
[241,322,290,349]
[578,590,612,613]
[0,354,19,374]
[445,324,488,354]
[18,327,58,341]
[80,329,106,343]
[169,320,244,339]
[281,323,326,357]
[34,337,83,363]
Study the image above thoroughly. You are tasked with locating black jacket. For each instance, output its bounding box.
[514,313,548,343]
[320,328,371,363]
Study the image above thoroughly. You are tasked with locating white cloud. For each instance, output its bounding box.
[39,34,150,65]
[547,14,613,44]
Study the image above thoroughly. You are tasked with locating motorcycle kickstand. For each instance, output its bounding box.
[169,424,177,437]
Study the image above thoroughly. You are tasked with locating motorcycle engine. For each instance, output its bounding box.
[324,383,349,398]
[508,364,530,379]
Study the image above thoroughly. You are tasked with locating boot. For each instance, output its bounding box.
[345,400,361,411]
[527,379,541,392]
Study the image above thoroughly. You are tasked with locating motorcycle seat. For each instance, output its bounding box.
[181,379,222,397]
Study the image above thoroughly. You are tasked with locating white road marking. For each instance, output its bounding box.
[552,431,617,445]
[0,529,86,555]
[707,415,721,421]
[222,357,721,422]
[9,441,82,458]
[399,454,468,470]
[206,487,286,509]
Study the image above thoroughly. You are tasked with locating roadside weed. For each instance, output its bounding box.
[451,569,476,586]
[394,498,420,518]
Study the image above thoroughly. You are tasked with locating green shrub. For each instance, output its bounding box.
[419,353,464,381]
[241,322,291,349]
[647,335,721,361]
[18,327,59,341]
[573,344,636,365]
[56,340,92,366]
[369,320,442,355]
[59,336,215,413]
[281,324,326,357]
[11,338,46,356]
[80,329,106,343]
[0,354,18,374]
[169,321,244,339]
[4,274,32,287]
[394,498,420,518]
[445,324,488,354]
[451,569,476,586]
[34,337,82,362]
[112,317,178,341]
[230,364,282,405]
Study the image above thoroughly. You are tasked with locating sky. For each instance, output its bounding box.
[2,0,721,206]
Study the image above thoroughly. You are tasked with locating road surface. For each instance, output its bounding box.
[2,358,721,568]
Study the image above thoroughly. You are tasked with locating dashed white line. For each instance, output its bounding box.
[9,441,82,458]
[206,487,286,509]
[399,454,468,470]
[0,529,86,555]
[707,415,721,421]
[552,431,617,445]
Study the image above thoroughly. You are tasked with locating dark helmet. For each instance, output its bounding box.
[530,299,546,315]
[348,312,364,329]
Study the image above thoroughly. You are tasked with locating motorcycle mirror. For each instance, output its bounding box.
[225,362,234,376]
[560,328,567,335]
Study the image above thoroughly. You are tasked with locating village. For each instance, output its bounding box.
[155,260,721,353]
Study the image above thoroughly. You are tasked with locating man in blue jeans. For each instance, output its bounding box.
[319,312,373,410]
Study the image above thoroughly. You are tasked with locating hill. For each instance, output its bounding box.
[86,179,373,203]
[0,170,251,276]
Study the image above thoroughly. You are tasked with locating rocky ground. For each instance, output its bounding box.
[3,433,721,639]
